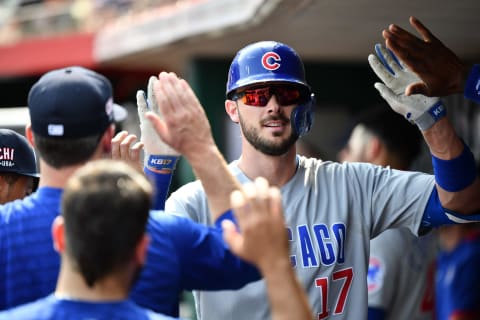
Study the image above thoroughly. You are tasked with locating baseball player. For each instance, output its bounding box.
[165,41,480,319]
[0,159,312,320]
[338,107,437,320]
[0,159,176,320]
[0,129,39,204]
[380,19,480,319]
[0,66,267,316]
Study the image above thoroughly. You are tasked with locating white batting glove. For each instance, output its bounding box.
[369,44,446,131]
[137,76,180,163]
[373,83,446,131]
[369,44,421,95]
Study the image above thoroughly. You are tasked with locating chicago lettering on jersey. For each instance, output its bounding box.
[288,223,346,268]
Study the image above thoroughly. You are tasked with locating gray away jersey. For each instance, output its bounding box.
[165,156,435,320]
[368,228,438,320]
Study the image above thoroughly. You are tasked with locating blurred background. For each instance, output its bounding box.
[1,0,479,318]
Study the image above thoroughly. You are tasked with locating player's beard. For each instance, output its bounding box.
[238,111,297,156]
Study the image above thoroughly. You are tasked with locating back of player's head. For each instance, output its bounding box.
[226,41,311,99]
[356,106,422,168]
[61,159,152,287]
[28,66,126,168]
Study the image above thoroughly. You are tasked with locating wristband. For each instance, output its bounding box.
[415,101,446,131]
[464,64,480,104]
[144,166,175,210]
[145,155,178,173]
[432,143,476,192]
[144,155,179,210]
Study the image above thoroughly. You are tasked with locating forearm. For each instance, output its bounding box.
[422,118,480,213]
[422,118,463,159]
[187,145,241,220]
[261,258,312,320]
[141,151,180,210]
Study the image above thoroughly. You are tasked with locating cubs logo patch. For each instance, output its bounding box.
[261,52,281,70]
[367,256,384,293]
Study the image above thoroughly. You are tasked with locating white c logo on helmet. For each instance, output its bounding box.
[261,52,281,70]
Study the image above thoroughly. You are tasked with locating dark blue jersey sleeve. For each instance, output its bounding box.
[130,211,260,316]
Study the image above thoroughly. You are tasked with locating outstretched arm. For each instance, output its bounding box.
[369,44,480,215]
[146,72,241,219]
[137,76,181,210]
[422,118,480,213]
[223,177,312,320]
[111,75,181,211]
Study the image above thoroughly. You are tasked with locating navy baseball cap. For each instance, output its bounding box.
[28,66,126,138]
[0,129,39,178]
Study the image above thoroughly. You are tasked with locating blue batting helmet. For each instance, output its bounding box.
[226,41,311,98]
[226,41,315,137]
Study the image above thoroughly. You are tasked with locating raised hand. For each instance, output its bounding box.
[146,71,235,217]
[137,76,180,158]
[222,177,288,270]
[369,43,421,95]
[145,72,215,163]
[222,177,312,320]
[382,16,467,97]
[368,43,446,131]
[111,130,143,172]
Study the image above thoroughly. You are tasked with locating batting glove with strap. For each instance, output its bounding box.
[369,44,446,131]
[137,76,180,172]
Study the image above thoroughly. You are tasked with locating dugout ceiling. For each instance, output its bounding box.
[94,0,480,75]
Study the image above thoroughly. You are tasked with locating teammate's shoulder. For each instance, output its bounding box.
[0,295,56,319]
[0,188,62,224]
[0,197,31,224]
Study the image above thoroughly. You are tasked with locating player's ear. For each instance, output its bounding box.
[52,216,66,254]
[135,234,150,266]
[100,124,116,154]
[25,124,35,147]
[225,100,239,123]
[366,137,382,163]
